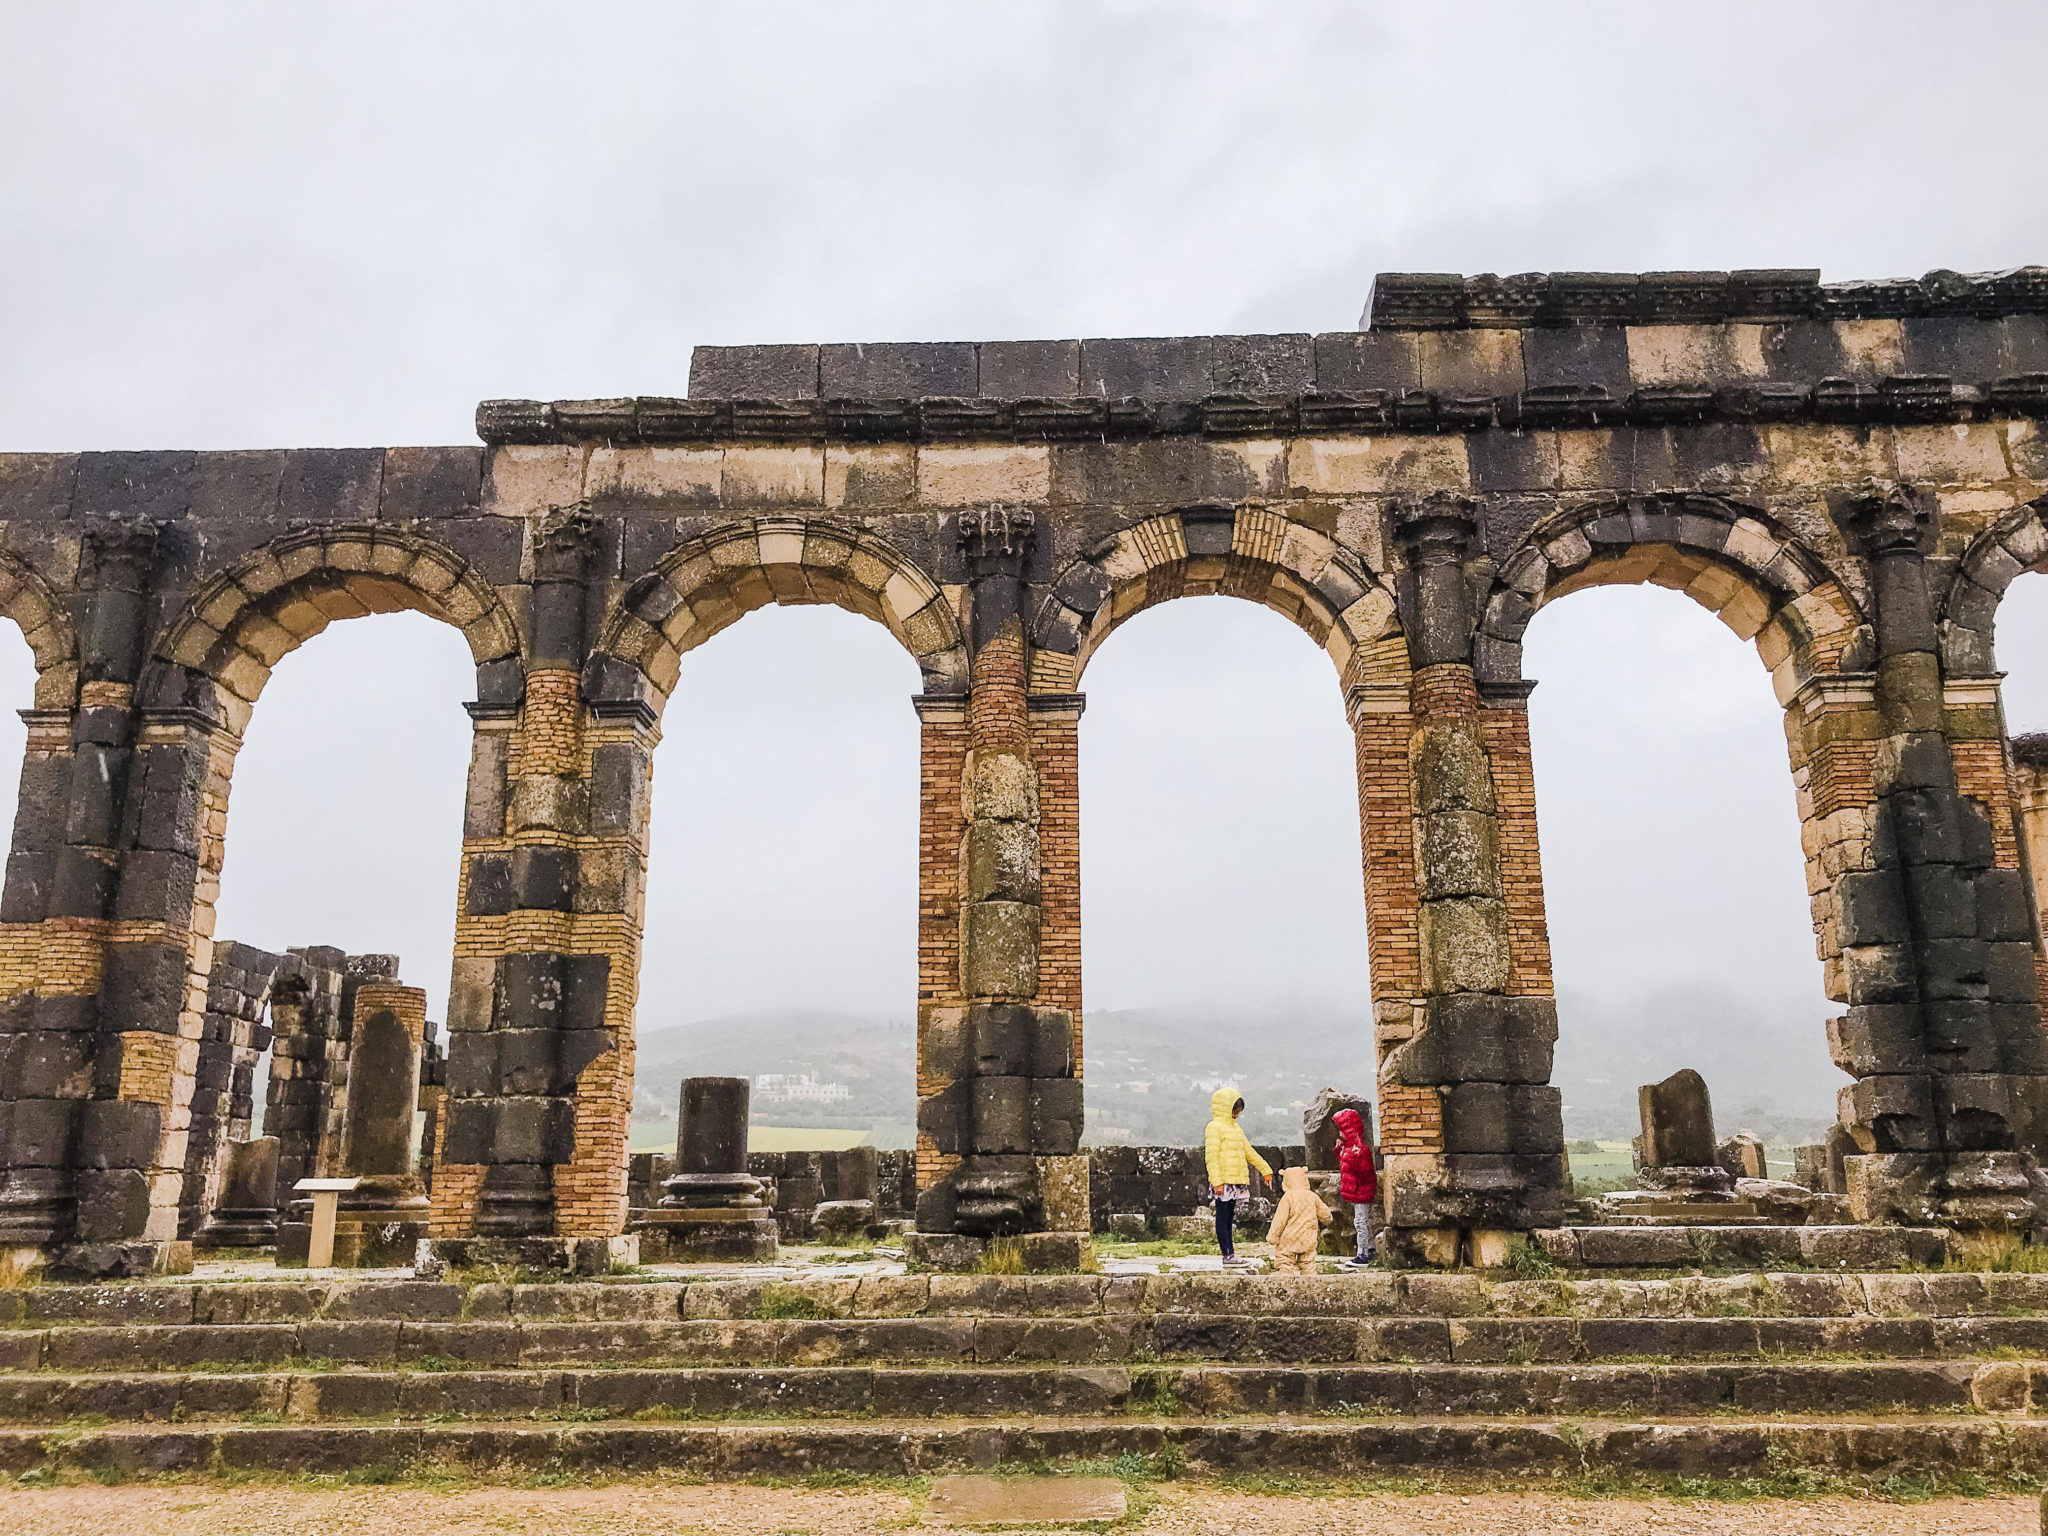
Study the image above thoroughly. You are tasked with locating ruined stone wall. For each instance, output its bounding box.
[175,940,280,1239]
[1,265,2046,1262]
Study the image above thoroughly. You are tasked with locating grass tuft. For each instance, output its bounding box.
[976,1238,1027,1276]
[753,1285,829,1321]
[1504,1237,1558,1281]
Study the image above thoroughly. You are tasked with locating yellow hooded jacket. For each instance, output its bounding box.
[1266,1164,1332,1256]
[1204,1086,1273,1187]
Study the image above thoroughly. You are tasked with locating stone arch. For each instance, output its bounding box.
[1474,494,1866,704]
[589,515,969,712]
[1026,504,1407,694]
[143,526,522,733]
[1940,494,2048,677]
[0,547,79,710]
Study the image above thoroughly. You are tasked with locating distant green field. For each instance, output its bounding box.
[628,1123,871,1153]
[1568,1139,1795,1193]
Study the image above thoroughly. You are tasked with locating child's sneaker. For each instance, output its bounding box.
[1221,1255,1252,1268]
[1347,1254,1373,1268]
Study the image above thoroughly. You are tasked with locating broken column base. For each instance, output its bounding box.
[193,1213,278,1250]
[425,1234,638,1276]
[22,1241,195,1281]
[1846,1151,2048,1231]
[631,1208,778,1262]
[904,1231,1094,1273]
[811,1200,878,1241]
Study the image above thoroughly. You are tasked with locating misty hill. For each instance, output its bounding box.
[634,1009,917,1147]
[630,985,1847,1154]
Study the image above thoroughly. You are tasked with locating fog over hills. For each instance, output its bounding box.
[634,984,1845,1151]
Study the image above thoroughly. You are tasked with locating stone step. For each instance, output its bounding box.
[0,1414,2039,1482]
[0,1359,2038,1424]
[58,1313,2048,1367]
[6,1310,2048,1369]
[8,1269,2045,1328]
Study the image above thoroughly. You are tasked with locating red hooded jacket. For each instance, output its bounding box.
[1333,1108,1377,1205]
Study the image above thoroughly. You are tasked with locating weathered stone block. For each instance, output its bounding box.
[967,751,1038,822]
[961,901,1040,999]
[1414,809,1502,900]
[688,344,819,399]
[1410,722,1496,814]
[965,820,1041,904]
[1031,1080,1084,1156]
[1390,993,1558,1086]
[969,1077,1032,1155]
[1417,898,1510,993]
[1639,1069,1718,1168]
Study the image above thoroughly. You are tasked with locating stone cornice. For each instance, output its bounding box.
[477,374,2048,447]
[1366,267,2048,330]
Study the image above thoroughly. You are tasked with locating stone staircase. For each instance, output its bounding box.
[0,1269,2042,1483]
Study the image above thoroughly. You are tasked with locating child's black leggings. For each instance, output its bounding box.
[1213,1197,1236,1256]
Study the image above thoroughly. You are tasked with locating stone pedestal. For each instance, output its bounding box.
[631,1077,777,1262]
[426,1233,637,1276]
[196,1136,280,1249]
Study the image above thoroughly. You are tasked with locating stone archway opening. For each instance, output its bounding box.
[198,609,475,1236]
[1521,582,1841,1186]
[141,528,520,1244]
[635,602,924,1160]
[1076,594,1375,1157]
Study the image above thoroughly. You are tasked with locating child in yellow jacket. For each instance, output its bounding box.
[1204,1086,1273,1267]
[1266,1164,1332,1274]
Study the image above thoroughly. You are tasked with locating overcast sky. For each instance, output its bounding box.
[1,3,2044,1111]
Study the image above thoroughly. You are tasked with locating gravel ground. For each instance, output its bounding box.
[0,1484,2035,1536]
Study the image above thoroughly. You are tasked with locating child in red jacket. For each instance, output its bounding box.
[1333,1107,1378,1267]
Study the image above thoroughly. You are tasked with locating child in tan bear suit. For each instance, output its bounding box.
[1265,1164,1331,1274]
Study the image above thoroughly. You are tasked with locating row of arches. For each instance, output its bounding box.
[4,486,2046,1234]
[7,491,2044,728]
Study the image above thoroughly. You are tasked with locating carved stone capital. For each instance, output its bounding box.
[1830,479,1936,559]
[1391,491,1478,569]
[81,516,161,581]
[958,505,1037,578]
[535,500,605,559]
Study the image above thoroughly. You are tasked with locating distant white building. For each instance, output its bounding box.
[753,1072,851,1105]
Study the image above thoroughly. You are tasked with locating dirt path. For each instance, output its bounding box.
[0,1484,2034,1536]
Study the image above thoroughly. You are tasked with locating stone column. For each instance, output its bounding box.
[815,1145,881,1241]
[635,1076,776,1260]
[1377,493,1565,1267]
[440,504,636,1246]
[1826,482,2048,1228]
[913,507,1085,1265]
[325,982,431,1266]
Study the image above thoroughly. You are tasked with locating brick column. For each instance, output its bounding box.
[1354,678,1435,1161]
[1377,493,1565,1267]
[2010,736,2048,963]
[913,695,969,1194]
[1824,483,2048,1228]
[914,508,1085,1253]
[1026,695,1085,1037]
[437,505,640,1246]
